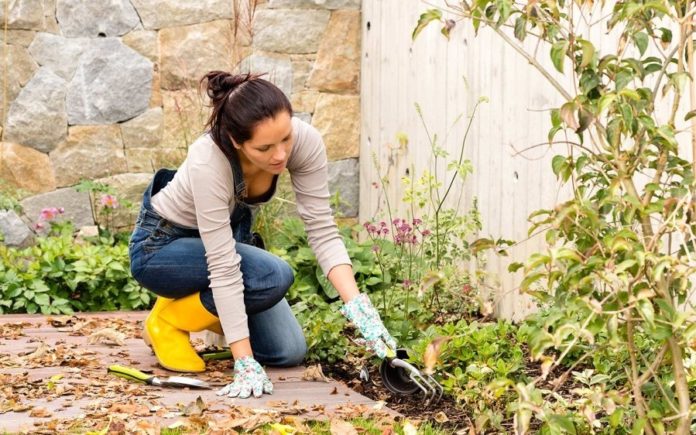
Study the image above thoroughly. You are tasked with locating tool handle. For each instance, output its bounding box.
[199,350,233,361]
[107,365,153,384]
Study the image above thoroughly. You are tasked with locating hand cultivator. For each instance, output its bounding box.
[379,348,443,404]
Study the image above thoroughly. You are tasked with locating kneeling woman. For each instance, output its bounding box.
[128,71,396,399]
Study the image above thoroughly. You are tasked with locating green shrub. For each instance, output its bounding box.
[0,222,151,314]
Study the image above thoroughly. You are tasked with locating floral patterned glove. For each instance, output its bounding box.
[216,355,273,399]
[340,294,397,359]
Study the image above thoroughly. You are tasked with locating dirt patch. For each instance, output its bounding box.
[324,361,472,432]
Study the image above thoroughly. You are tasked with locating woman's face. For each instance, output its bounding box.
[235,111,293,175]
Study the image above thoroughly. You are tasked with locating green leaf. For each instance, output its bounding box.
[508,262,524,273]
[637,299,655,327]
[598,94,617,115]
[577,39,595,68]
[552,155,567,177]
[685,110,696,121]
[547,414,577,435]
[413,9,442,40]
[550,40,569,73]
[633,32,648,55]
[34,293,50,306]
[514,16,527,41]
[315,267,339,300]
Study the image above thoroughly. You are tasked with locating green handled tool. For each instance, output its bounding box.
[107,365,210,389]
[198,350,232,361]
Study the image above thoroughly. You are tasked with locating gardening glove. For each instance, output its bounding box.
[216,355,273,399]
[340,293,397,359]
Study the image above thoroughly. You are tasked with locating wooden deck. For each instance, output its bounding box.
[0,311,393,433]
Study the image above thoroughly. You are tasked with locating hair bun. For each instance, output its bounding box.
[202,71,254,102]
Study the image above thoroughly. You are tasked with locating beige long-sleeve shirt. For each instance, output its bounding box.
[151,117,351,342]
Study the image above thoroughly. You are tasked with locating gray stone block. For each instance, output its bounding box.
[67,38,153,124]
[56,0,140,37]
[28,33,89,80]
[0,210,34,247]
[253,9,330,54]
[4,68,68,153]
[240,54,293,97]
[20,187,95,230]
[327,158,359,217]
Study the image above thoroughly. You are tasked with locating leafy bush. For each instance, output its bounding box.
[412,320,527,432]
[0,222,151,314]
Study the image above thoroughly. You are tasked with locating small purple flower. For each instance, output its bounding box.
[422,229,432,237]
[34,222,45,230]
[403,279,412,288]
[372,245,380,253]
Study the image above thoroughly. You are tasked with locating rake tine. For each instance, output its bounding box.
[387,357,443,405]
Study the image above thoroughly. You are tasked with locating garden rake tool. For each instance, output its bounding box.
[379,348,443,404]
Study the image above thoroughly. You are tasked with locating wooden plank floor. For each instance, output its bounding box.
[0,311,393,433]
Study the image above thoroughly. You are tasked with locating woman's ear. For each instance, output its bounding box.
[230,137,242,149]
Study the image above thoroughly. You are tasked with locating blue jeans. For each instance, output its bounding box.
[129,169,307,366]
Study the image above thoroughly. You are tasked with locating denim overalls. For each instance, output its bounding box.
[128,141,306,366]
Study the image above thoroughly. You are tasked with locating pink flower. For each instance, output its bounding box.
[34,222,45,230]
[403,279,412,288]
[39,207,63,221]
[100,194,119,209]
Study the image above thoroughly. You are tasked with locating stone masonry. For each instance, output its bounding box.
[0,0,361,245]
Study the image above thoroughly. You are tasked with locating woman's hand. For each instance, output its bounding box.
[216,355,273,398]
[340,294,397,358]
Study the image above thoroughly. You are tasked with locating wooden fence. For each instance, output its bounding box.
[360,0,603,320]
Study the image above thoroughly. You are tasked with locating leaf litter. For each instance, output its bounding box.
[1,314,409,434]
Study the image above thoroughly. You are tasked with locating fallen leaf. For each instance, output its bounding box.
[180,396,207,416]
[47,316,75,327]
[302,364,329,382]
[372,401,386,410]
[330,419,358,435]
[29,407,53,418]
[330,386,338,395]
[423,336,450,375]
[540,355,554,380]
[434,411,449,423]
[88,328,126,346]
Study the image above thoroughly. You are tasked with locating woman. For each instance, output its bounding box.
[129,71,397,399]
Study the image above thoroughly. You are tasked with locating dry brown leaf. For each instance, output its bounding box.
[330,419,358,435]
[47,316,76,327]
[434,411,449,423]
[330,386,338,395]
[88,328,126,346]
[302,364,329,382]
[29,407,53,418]
[180,396,207,416]
[423,336,450,375]
[22,341,51,360]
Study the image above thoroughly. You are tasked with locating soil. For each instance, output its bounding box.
[324,361,471,433]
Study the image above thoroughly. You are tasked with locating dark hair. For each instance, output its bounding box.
[201,71,293,161]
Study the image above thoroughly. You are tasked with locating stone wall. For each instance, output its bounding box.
[0,0,361,245]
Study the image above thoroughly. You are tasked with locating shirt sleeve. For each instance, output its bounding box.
[290,120,352,275]
[187,146,249,343]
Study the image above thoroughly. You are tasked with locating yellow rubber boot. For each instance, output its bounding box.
[145,294,209,373]
[142,296,173,349]
[152,292,223,372]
